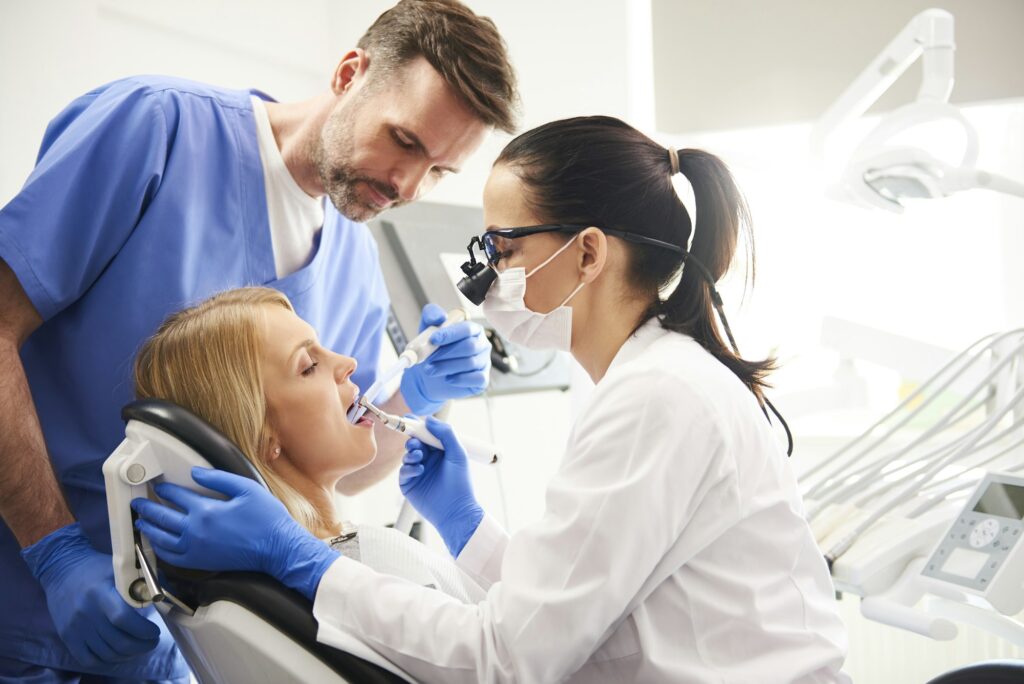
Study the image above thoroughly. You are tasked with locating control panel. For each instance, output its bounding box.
[921,472,1024,615]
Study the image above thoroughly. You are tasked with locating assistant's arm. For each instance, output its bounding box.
[0,259,71,547]
[315,375,734,683]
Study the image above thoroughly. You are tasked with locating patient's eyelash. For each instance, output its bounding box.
[302,361,319,376]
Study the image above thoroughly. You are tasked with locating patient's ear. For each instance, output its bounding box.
[264,438,282,463]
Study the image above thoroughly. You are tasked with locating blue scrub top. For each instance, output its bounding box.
[0,76,390,677]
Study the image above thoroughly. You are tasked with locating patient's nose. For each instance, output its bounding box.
[333,353,357,384]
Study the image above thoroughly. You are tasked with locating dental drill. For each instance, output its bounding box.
[358,396,500,465]
[347,308,468,423]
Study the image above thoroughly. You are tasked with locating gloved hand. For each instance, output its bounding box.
[132,467,339,601]
[400,303,491,416]
[399,417,484,557]
[21,523,161,669]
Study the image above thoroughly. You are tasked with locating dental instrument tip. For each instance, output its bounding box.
[358,397,390,424]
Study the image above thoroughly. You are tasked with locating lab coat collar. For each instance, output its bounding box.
[604,317,670,378]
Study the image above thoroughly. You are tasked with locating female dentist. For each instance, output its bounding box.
[133,116,850,683]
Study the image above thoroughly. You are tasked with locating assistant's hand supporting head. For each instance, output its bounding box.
[132,467,340,601]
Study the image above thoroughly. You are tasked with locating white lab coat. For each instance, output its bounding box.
[313,320,850,683]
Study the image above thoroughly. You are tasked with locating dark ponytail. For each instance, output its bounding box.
[656,148,776,400]
[496,116,776,400]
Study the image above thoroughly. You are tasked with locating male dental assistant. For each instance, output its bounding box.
[0,1,517,680]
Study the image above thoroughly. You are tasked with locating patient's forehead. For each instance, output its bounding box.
[260,304,319,365]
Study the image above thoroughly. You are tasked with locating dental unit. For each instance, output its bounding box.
[358,397,500,465]
[803,328,1024,647]
[347,308,468,424]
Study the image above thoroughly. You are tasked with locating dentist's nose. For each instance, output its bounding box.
[391,161,433,202]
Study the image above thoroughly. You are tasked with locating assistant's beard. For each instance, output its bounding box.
[312,102,404,223]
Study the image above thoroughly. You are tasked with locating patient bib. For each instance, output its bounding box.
[328,525,485,603]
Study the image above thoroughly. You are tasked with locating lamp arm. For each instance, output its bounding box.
[810,9,955,158]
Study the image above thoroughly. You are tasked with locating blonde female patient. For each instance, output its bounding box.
[133,286,482,603]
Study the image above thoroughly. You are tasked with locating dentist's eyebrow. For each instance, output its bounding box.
[397,127,460,174]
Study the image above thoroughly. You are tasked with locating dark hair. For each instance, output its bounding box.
[358,0,519,133]
[495,116,775,398]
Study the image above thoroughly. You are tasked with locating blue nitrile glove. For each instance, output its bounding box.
[21,523,161,669]
[132,467,339,601]
[400,303,491,416]
[399,417,484,557]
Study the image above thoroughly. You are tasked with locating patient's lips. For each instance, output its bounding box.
[346,387,373,428]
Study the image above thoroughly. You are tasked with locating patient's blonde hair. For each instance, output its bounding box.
[134,287,323,533]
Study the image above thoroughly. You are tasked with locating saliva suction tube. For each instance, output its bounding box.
[346,308,468,423]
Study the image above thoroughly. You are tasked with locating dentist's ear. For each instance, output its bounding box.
[331,48,369,95]
[577,227,608,284]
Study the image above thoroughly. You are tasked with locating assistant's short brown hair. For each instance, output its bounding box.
[358,0,519,133]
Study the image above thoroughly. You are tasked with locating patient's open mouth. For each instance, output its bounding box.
[346,391,373,428]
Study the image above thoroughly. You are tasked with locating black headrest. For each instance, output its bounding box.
[926,660,1024,684]
[122,398,267,489]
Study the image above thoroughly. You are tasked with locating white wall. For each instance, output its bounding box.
[0,0,335,205]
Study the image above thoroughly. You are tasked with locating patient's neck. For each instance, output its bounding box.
[271,459,343,538]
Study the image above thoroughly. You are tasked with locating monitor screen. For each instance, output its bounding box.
[973,482,1024,520]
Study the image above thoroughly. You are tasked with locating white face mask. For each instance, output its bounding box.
[480,234,585,351]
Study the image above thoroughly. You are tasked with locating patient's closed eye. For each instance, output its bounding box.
[301,360,319,376]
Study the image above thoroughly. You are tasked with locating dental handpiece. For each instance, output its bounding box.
[399,308,468,367]
[348,308,468,424]
[359,397,500,465]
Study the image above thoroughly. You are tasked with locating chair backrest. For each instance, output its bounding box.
[123,398,410,684]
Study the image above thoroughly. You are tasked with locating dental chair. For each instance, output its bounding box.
[103,398,413,684]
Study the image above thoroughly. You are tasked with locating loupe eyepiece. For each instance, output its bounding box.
[457,261,497,306]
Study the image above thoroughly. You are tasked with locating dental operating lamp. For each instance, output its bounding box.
[811,9,1024,212]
